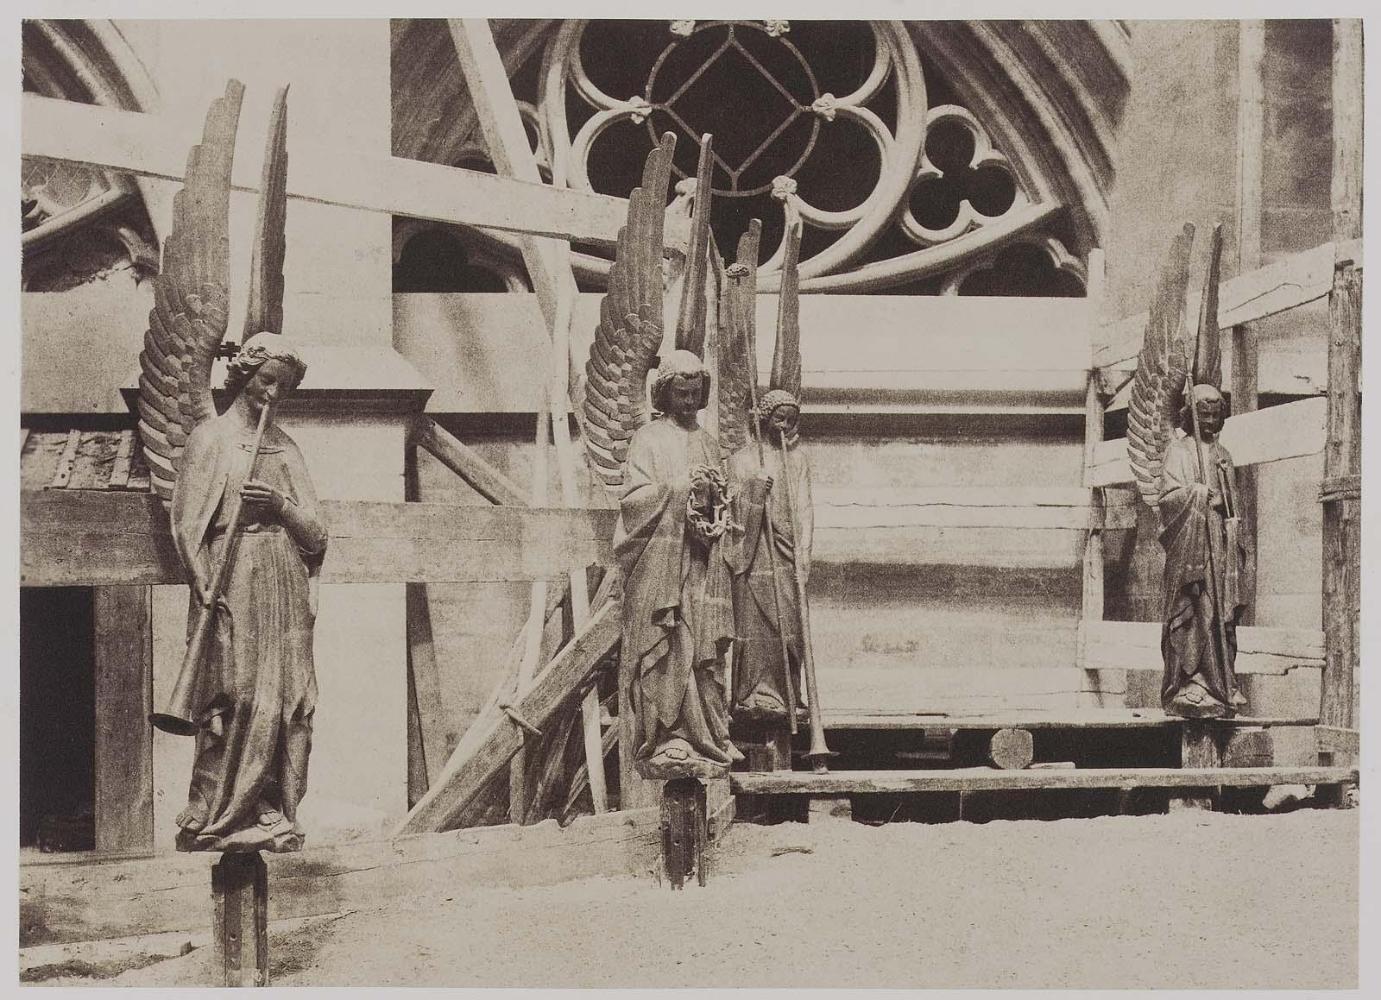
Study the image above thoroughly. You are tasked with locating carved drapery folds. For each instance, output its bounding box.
[389,18,1128,297]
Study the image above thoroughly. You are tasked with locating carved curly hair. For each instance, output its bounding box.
[224,331,308,399]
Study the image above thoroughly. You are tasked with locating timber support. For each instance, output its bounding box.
[211,852,269,988]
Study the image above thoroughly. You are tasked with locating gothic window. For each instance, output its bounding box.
[543,20,1088,296]
[389,18,1122,297]
[21,20,159,292]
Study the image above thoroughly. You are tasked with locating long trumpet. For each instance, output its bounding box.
[776,429,834,772]
[152,403,273,735]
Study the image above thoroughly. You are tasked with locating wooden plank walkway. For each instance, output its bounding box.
[731,766,1357,795]
[821,710,1318,732]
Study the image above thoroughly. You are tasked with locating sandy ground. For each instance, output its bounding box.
[50,808,1358,990]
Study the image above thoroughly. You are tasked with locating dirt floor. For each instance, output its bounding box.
[42,807,1358,989]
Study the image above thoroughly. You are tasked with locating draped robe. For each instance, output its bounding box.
[170,415,328,851]
[727,439,813,717]
[614,418,736,767]
[1157,433,1249,714]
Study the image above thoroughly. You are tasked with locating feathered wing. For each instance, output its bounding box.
[581,132,676,495]
[1126,223,1195,508]
[674,135,716,357]
[770,200,803,398]
[137,80,245,504]
[1192,222,1224,389]
[242,86,289,339]
[717,220,762,461]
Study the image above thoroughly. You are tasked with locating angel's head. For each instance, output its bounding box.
[1181,383,1227,439]
[651,349,711,423]
[757,388,801,443]
[225,332,308,417]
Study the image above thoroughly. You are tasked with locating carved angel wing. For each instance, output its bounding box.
[717,220,763,461]
[1126,223,1195,508]
[1192,222,1224,390]
[581,132,676,495]
[674,135,716,357]
[136,80,244,503]
[243,86,289,339]
[770,201,803,399]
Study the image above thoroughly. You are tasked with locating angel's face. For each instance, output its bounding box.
[664,376,704,423]
[766,404,799,439]
[1195,400,1225,439]
[243,358,299,416]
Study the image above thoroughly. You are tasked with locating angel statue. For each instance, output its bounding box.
[718,214,814,725]
[1127,223,1249,720]
[140,82,328,852]
[583,133,743,780]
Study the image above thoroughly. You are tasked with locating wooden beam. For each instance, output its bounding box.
[395,598,621,835]
[20,807,659,948]
[93,586,154,854]
[409,416,527,506]
[1092,239,1361,372]
[447,19,608,816]
[1085,397,1327,487]
[21,92,690,250]
[1079,249,1108,672]
[406,582,451,789]
[1320,18,1364,733]
[1079,620,1324,676]
[819,709,1314,731]
[731,765,1357,795]
[1233,20,1266,626]
[21,491,616,586]
[1315,724,1358,757]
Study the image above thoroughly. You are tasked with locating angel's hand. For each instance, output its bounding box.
[759,473,775,492]
[1208,488,1225,511]
[240,479,286,514]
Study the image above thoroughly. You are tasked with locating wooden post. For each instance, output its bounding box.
[1169,722,1221,811]
[1320,19,1363,741]
[1078,249,1106,685]
[211,852,269,987]
[93,585,153,853]
[1232,19,1265,626]
[808,797,853,823]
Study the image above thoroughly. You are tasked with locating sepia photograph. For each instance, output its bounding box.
[11,6,1368,990]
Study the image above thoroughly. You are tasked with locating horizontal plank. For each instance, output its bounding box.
[22,93,688,250]
[821,708,1319,731]
[21,490,616,586]
[731,765,1358,795]
[1080,620,1324,676]
[19,808,657,947]
[1093,239,1360,370]
[1085,397,1327,487]
[1315,725,1359,757]
[815,486,1137,531]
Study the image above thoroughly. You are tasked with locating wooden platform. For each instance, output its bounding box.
[821,710,1319,732]
[730,765,1358,796]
